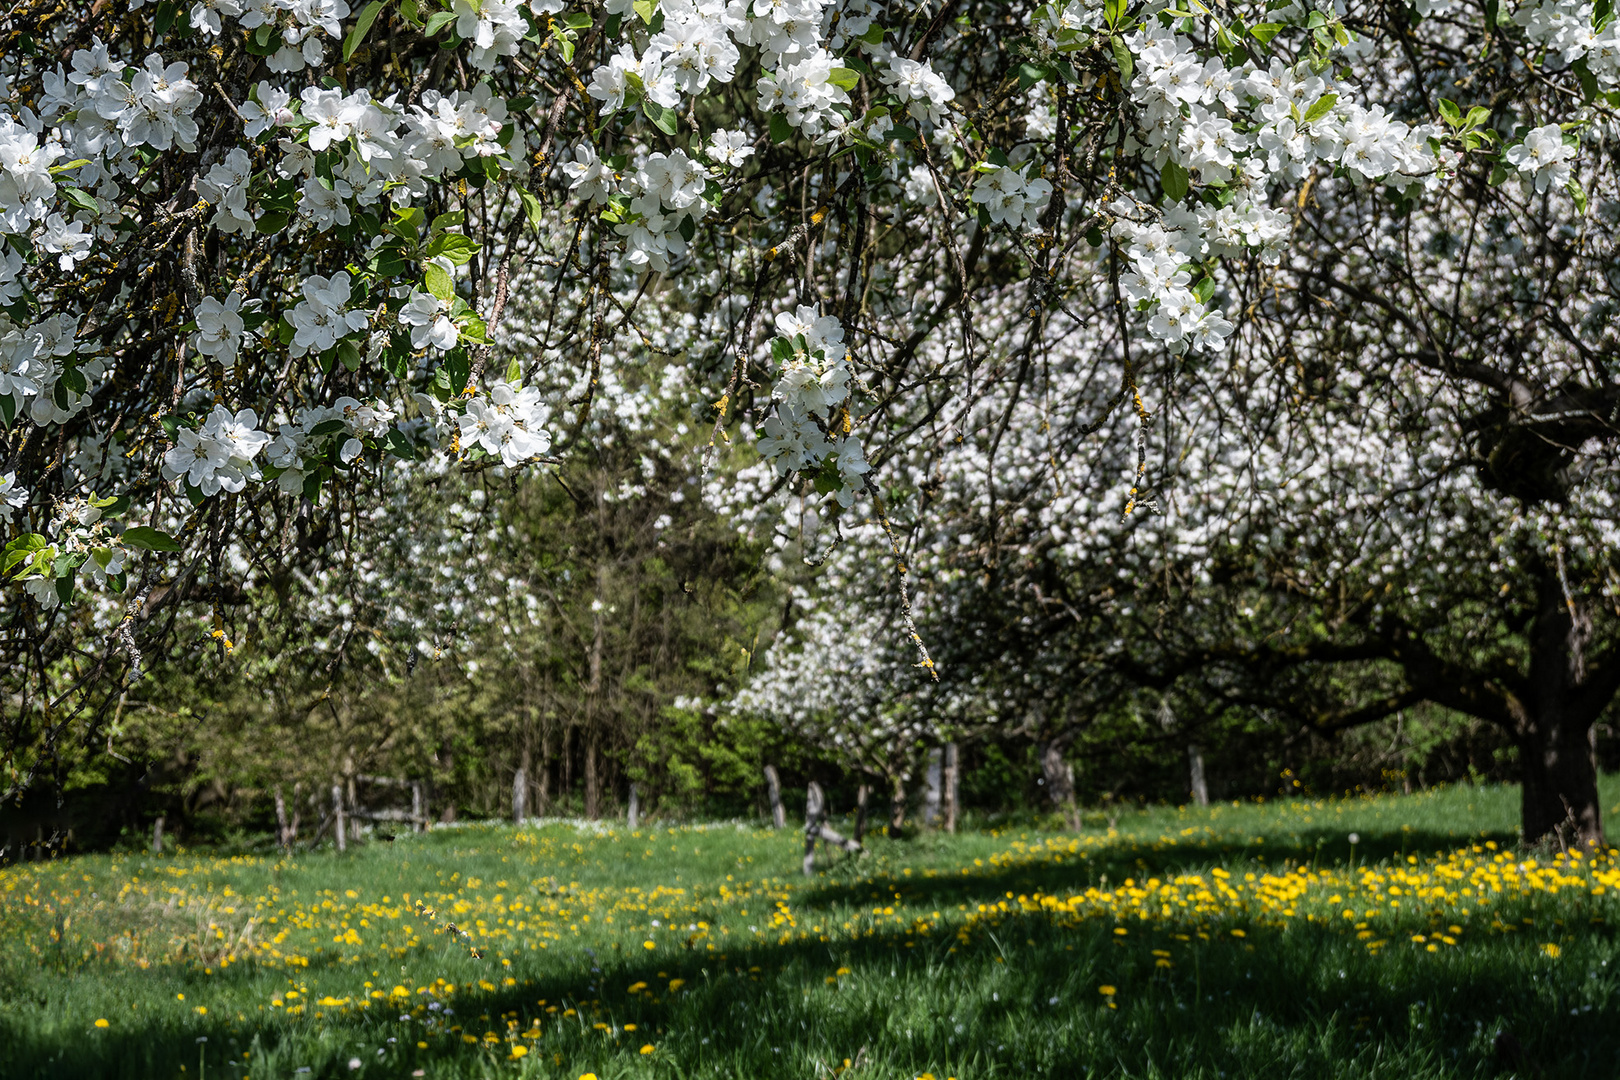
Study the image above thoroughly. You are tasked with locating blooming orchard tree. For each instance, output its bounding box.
[0,0,1615,839]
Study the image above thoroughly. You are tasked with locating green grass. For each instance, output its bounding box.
[2,780,1619,1079]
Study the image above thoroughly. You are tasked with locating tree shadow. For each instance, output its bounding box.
[3,876,1613,1079]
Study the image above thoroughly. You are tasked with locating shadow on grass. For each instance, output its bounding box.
[2,887,1615,1079]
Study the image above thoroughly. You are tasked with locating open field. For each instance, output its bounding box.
[3,781,1620,1079]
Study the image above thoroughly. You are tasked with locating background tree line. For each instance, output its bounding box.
[7,358,1615,858]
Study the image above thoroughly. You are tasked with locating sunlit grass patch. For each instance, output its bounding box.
[1,781,1618,1078]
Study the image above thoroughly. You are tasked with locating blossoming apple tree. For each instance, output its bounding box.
[0,0,1615,830]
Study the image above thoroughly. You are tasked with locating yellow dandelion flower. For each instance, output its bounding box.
[94,1019,109,1029]
[623,1023,637,1032]
[510,1046,528,1059]
[640,1044,655,1054]
[1230,929,1246,938]
[1112,927,1127,936]
[643,940,656,950]
[1543,943,1562,958]
[1098,985,1117,996]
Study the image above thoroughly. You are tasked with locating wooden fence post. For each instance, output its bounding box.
[513,767,527,825]
[922,748,943,826]
[763,765,785,829]
[803,781,825,876]
[151,815,164,855]
[854,784,870,845]
[627,784,640,830]
[274,785,290,851]
[289,781,302,846]
[1189,744,1209,806]
[943,743,960,833]
[333,784,346,852]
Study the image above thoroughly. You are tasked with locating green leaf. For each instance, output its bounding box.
[520,188,544,234]
[1017,62,1048,90]
[427,231,480,265]
[505,357,523,384]
[858,22,884,44]
[121,526,182,552]
[812,457,842,494]
[255,211,290,234]
[769,113,794,143]
[1110,35,1134,86]
[827,66,860,91]
[1103,0,1126,28]
[1437,98,1461,126]
[445,349,470,395]
[1085,225,1104,247]
[424,9,456,35]
[384,429,418,460]
[3,534,48,575]
[52,550,86,577]
[154,1,178,36]
[884,123,919,142]
[1568,176,1588,214]
[678,213,696,242]
[1575,59,1599,102]
[337,339,362,371]
[400,0,421,24]
[633,0,657,22]
[770,337,795,364]
[1247,21,1283,43]
[370,246,408,278]
[1160,160,1189,202]
[309,418,349,439]
[1192,274,1216,305]
[344,0,386,61]
[642,99,679,135]
[1302,93,1338,124]
[61,184,98,212]
[424,263,455,301]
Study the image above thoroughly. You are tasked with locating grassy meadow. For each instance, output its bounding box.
[3,781,1620,1079]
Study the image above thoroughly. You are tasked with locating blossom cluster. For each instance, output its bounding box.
[755,306,869,508]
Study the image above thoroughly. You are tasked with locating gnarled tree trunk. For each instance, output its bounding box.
[1515,566,1607,850]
